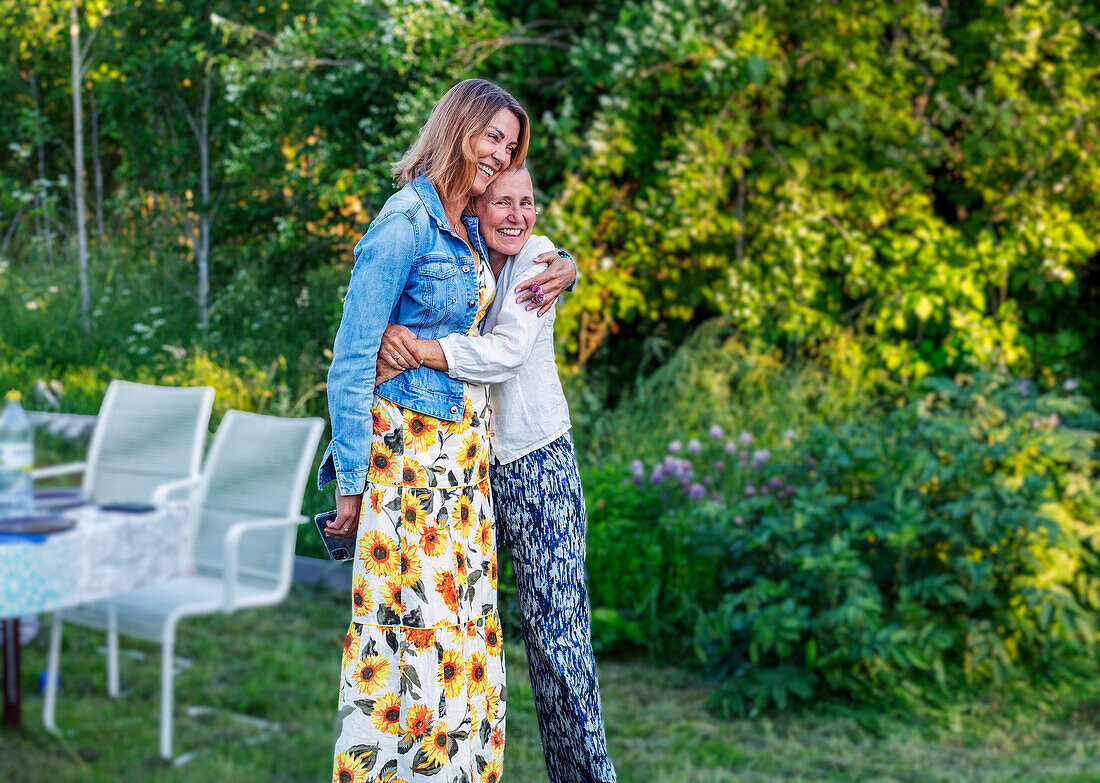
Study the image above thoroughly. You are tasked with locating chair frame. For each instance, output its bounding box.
[33,381,215,699]
[42,409,324,761]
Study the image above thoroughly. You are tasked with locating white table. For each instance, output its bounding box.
[0,503,189,728]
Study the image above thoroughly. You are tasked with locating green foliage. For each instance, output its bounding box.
[0,249,320,420]
[4,0,1099,391]
[585,331,1100,715]
[542,0,1100,386]
[220,0,509,274]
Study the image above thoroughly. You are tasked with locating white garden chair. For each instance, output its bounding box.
[32,379,215,505]
[32,381,214,699]
[42,409,324,762]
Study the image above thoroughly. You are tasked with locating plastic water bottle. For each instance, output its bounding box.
[0,390,34,518]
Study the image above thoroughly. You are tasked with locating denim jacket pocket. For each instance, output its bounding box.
[410,258,461,328]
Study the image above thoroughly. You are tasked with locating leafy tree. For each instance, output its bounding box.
[535,0,1100,388]
[220,0,510,277]
[0,0,72,260]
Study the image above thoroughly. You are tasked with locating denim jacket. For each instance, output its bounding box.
[318,177,490,496]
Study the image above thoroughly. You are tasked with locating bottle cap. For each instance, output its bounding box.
[5,390,20,402]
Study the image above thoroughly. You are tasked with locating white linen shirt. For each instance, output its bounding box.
[436,234,571,465]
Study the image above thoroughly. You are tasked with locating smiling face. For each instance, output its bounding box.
[466,108,521,199]
[474,168,536,258]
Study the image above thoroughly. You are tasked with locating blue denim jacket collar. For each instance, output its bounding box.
[411,176,488,262]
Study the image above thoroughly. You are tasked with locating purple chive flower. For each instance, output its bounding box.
[744,484,757,497]
[724,440,738,455]
[739,430,754,446]
[709,424,725,440]
[713,460,725,472]
[630,459,646,477]
[687,438,702,454]
[688,483,706,500]
[662,456,691,480]
[668,440,682,454]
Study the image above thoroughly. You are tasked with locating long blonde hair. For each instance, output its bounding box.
[392,79,530,207]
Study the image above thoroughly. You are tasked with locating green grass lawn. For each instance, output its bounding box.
[4,585,1100,783]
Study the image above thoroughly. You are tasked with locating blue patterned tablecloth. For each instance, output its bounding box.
[0,504,191,618]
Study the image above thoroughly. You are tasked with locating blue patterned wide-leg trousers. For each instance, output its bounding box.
[490,433,617,783]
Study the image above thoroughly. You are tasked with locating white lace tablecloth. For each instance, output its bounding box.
[0,504,191,618]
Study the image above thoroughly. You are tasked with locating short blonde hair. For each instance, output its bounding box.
[392,79,530,207]
[473,165,536,211]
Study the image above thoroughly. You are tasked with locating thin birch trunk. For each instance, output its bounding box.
[90,86,104,250]
[197,74,211,325]
[30,73,53,262]
[70,0,91,333]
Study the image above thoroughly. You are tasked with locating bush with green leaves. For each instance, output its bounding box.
[585,352,1099,715]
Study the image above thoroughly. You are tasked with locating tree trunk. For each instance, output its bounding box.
[29,72,52,262]
[70,0,91,333]
[196,74,212,325]
[90,86,104,251]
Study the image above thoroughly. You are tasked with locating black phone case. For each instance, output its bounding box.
[313,510,354,562]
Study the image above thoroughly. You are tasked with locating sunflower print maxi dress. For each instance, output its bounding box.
[333,258,505,783]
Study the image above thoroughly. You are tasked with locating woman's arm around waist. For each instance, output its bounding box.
[435,235,556,384]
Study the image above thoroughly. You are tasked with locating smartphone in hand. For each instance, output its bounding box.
[314,510,354,562]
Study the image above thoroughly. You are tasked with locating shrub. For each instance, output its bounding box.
[586,363,1100,716]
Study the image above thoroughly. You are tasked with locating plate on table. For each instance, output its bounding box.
[0,515,76,535]
[34,487,88,511]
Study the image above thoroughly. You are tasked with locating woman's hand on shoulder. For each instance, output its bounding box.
[376,323,421,383]
[515,250,576,316]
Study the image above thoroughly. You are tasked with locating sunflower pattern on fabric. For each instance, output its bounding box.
[334,259,504,783]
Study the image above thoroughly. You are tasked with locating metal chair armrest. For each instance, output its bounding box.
[31,461,87,480]
[151,477,202,506]
[221,516,305,610]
